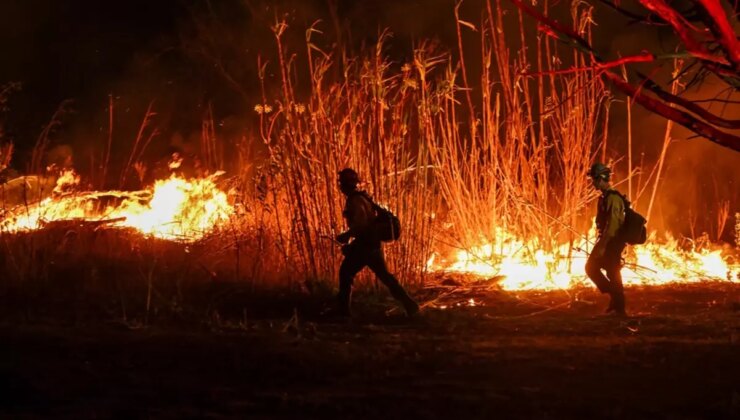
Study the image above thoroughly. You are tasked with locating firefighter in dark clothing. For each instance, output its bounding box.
[332,168,419,317]
[585,162,628,316]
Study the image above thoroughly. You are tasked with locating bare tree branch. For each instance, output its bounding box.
[637,72,740,129]
[637,0,731,65]
[597,0,668,25]
[506,0,740,152]
[693,0,740,68]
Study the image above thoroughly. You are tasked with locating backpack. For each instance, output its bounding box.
[606,191,647,245]
[354,191,402,242]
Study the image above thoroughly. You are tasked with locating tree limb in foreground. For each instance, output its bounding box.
[506,0,740,152]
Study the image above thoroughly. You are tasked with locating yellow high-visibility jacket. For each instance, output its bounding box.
[596,190,625,242]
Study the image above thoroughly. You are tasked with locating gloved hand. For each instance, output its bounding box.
[341,244,352,256]
[335,232,351,244]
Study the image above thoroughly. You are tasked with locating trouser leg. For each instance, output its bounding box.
[366,248,419,315]
[604,241,627,314]
[585,252,611,294]
[337,252,366,314]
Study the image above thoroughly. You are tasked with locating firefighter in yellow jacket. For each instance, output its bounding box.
[586,163,628,316]
[332,168,419,317]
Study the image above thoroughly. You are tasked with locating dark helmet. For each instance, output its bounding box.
[338,168,360,187]
[589,162,611,180]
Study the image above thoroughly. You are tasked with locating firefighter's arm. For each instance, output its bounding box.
[336,196,372,243]
[346,195,372,237]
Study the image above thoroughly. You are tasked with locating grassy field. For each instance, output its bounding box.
[1,283,738,418]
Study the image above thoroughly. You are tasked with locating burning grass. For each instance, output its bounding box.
[427,228,739,291]
[1,173,233,241]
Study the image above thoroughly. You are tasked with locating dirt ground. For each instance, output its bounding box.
[1,283,739,419]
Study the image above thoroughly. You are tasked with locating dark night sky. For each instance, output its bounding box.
[0,0,493,156]
[0,1,182,99]
[0,2,376,141]
[0,1,600,136]
[0,1,185,144]
[0,0,701,136]
[0,0,737,236]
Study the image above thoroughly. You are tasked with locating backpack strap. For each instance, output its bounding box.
[604,189,630,210]
[351,190,384,212]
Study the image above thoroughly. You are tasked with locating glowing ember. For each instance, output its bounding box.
[429,228,739,291]
[1,174,233,242]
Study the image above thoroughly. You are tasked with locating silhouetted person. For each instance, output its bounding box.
[332,168,419,317]
[585,162,627,316]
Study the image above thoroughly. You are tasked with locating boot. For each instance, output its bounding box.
[612,292,627,317]
[387,284,419,316]
[322,304,350,318]
[402,298,420,317]
[324,287,351,318]
[605,296,615,314]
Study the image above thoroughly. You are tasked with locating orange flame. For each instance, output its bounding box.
[428,227,739,291]
[1,174,233,242]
